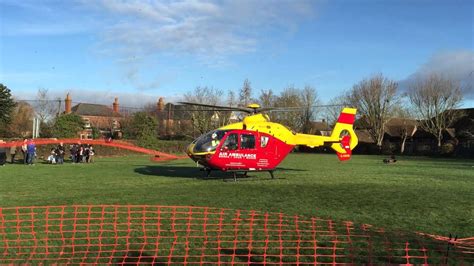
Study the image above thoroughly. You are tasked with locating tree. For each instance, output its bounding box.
[183,86,223,135]
[299,86,319,133]
[390,105,416,154]
[0,83,16,136]
[324,95,347,127]
[257,89,277,121]
[258,89,276,108]
[9,101,35,138]
[273,87,303,131]
[408,74,463,148]
[35,88,57,124]
[52,114,84,138]
[121,112,158,148]
[347,74,399,150]
[239,79,253,107]
[226,90,237,107]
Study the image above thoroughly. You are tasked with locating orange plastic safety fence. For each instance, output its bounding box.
[0,139,187,162]
[0,205,472,264]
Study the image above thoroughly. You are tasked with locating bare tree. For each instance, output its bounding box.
[390,105,416,154]
[299,86,319,133]
[226,90,237,107]
[408,74,463,148]
[273,86,303,131]
[258,89,276,108]
[239,79,253,107]
[258,89,277,121]
[324,94,348,127]
[35,88,57,123]
[183,86,224,135]
[347,74,400,150]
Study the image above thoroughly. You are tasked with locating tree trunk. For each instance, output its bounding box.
[377,136,384,154]
[400,135,407,154]
[437,131,442,147]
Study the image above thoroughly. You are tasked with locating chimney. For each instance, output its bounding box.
[113,97,119,113]
[65,93,72,114]
[157,97,164,112]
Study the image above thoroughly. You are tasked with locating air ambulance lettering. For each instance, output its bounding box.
[219,152,257,160]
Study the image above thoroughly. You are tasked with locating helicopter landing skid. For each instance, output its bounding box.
[200,168,276,181]
[224,169,276,182]
[199,168,212,178]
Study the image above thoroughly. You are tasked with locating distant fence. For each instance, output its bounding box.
[0,205,472,264]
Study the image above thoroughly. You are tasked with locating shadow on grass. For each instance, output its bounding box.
[133,165,306,180]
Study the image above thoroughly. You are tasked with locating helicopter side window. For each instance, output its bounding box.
[241,134,255,149]
[260,136,269,148]
[221,133,238,151]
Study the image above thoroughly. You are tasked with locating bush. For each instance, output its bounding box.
[52,114,84,138]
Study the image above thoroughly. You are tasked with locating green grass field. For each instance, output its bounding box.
[0,153,472,238]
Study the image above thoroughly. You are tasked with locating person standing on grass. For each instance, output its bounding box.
[78,145,83,163]
[26,139,36,165]
[84,145,90,163]
[70,144,77,163]
[10,144,17,164]
[56,143,65,164]
[88,145,95,163]
[21,139,28,164]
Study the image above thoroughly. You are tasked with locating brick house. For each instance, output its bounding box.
[65,94,122,139]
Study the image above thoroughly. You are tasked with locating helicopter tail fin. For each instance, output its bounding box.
[330,108,358,161]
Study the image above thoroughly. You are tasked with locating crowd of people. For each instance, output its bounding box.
[67,144,95,163]
[0,139,95,166]
[0,139,37,166]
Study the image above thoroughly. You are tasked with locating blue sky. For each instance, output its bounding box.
[0,0,473,107]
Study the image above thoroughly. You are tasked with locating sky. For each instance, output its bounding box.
[0,0,473,108]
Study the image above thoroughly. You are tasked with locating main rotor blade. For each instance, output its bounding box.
[265,104,346,112]
[177,102,253,113]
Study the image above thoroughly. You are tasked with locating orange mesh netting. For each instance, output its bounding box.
[0,205,472,264]
[0,139,187,162]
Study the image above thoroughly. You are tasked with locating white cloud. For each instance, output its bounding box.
[84,0,317,90]
[89,0,316,60]
[400,50,474,99]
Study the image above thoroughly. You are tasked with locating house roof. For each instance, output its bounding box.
[71,103,121,117]
[309,121,331,132]
[355,129,374,143]
[384,117,418,137]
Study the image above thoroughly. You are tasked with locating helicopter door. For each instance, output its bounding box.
[217,132,256,169]
[257,133,274,169]
[238,133,258,168]
[221,133,239,151]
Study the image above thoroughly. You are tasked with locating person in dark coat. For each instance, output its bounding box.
[70,144,78,163]
[56,143,65,164]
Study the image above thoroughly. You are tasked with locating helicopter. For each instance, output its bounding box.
[179,102,358,181]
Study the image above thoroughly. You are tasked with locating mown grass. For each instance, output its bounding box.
[0,153,472,237]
